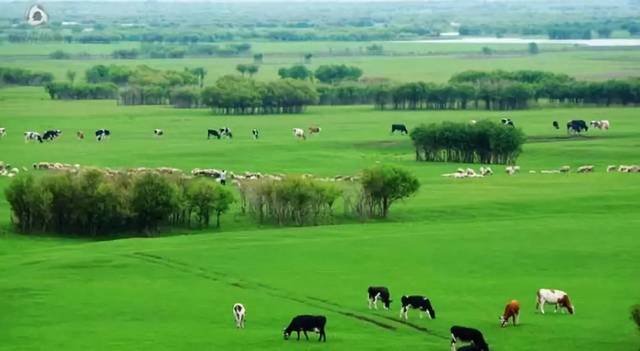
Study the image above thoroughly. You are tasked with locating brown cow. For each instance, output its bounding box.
[499,300,520,327]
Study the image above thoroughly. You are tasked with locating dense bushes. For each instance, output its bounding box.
[202,76,318,114]
[358,165,420,218]
[632,305,640,330]
[4,171,234,237]
[314,64,363,84]
[411,120,525,165]
[0,67,54,86]
[238,176,342,226]
[45,82,118,100]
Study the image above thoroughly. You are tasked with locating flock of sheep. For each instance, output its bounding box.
[442,164,639,179]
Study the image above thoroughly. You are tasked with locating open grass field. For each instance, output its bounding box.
[2,42,640,83]
[0,85,639,351]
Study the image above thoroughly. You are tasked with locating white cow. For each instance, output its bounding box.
[536,289,574,315]
[0,128,6,137]
[293,128,306,140]
[590,120,610,130]
[24,131,43,143]
[233,303,246,328]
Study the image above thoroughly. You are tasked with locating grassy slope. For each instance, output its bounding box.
[0,86,639,350]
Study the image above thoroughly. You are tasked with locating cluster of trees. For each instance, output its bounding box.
[358,165,420,218]
[0,67,54,86]
[45,82,118,100]
[4,170,234,237]
[410,121,525,165]
[112,49,140,59]
[238,177,342,226]
[276,64,363,84]
[86,64,198,88]
[201,76,318,114]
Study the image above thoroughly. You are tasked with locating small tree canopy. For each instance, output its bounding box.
[361,165,420,218]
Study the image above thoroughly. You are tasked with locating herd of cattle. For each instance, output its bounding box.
[231,287,574,350]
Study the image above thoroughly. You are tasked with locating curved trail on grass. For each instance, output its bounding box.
[127,251,449,340]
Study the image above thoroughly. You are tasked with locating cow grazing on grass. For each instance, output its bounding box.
[76,131,84,140]
[500,300,520,327]
[552,121,559,129]
[208,129,222,139]
[536,289,574,315]
[400,295,436,320]
[368,286,391,310]
[501,118,514,127]
[0,128,6,137]
[95,129,111,141]
[283,315,326,342]
[42,129,62,141]
[308,126,321,135]
[219,127,232,139]
[451,326,489,351]
[154,129,164,137]
[391,124,408,134]
[233,303,246,329]
[24,131,43,143]
[567,120,588,134]
[293,128,306,140]
[590,120,610,130]
[252,128,259,139]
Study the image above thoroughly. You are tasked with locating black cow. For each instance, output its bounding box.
[252,128,259,139]
[391,124,408,134]
[501,118,515,127]
[567,120,588,134]
[42,129,62,141]
[283,315,326,342]
[552,121,559,129]
[95,129,111,141]
[400,295,436,320]
[368,286,391,310]
[207,129,222,139]
[451,326,489,351]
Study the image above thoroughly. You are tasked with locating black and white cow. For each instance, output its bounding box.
[400,295,436,320]
[552,121,559,129]
[252,128,259,139]
[207,129,221,139]
[154,129,164,137]
[567,120,588,134]
[368,286,391,310]
[283,315,326,342]
[391,124,408,134]
[233,303,246,329]
[24,131,43,143]
[220,127,233,139]
[42,129,62,141]
[0,128,6,137]
[451,326,489,351]
[95,129,111,141]
[501,118,515,127]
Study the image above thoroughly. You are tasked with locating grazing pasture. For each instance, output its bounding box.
[0,85,639,350]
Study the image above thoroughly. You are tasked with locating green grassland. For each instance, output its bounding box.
[0,85,639,350]
[2,41,640,84]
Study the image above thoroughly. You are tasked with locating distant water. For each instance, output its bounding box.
[393,37,640,47]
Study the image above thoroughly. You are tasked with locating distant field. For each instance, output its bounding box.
[2,46,640,83]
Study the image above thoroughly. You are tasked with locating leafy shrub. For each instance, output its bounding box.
[410,120,525,165]
[632,305,640,330]
[4,171,233,237]
[360,165,419,218]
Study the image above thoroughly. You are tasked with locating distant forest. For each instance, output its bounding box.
[1,1,639,43]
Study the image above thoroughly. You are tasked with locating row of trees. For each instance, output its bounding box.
[85,64,199,88]
[45,82,118,100]
[277,64,363,84]
[5,170,234,237]
[201,76,318,114]
[410,121,525,165]
[0,67,54,86]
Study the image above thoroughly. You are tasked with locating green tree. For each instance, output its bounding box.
[304,53,313,64]
[190,67,207,88]
[632,305,640,330]
[278,65,313,80]
[66,70,76,84]
[482,46,493,55]
[528,42,539,55]
[236,64,249,77]
[131,173,178,234]
[314,64,363,84]
[246,64,259,77]
[186,179,234,228]
[361,165,420,218]
[253,53,264,64]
